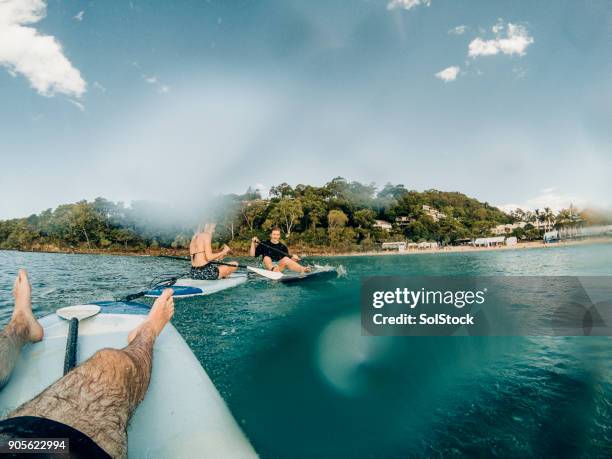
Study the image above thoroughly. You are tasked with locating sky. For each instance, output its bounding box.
[1,0,611,219]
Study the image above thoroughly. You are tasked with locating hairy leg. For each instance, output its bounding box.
[9,290,174,459]
[218,261,238,278]
[0,270,43,389]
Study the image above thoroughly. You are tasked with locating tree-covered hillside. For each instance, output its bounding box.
[0,177,560,254]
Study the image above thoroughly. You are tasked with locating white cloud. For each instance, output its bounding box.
[73,10,84,22]
[142,74,170,94]
[92,81,106,92]
[468,21,533,58]
[387,0,431,11]
[0,0,86,98]
[448,25,467,35]
[68,99,84,111]
[435,66,460,82]
[252,183,269,197]
[491,19,504,35]
[499,188,587,213]
[513,66,527,79]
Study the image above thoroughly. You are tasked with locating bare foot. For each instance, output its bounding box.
[302,267,312,273]
[12,269,43,342]
[128,289,174,343]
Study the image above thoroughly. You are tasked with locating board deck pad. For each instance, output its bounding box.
[145,273,248,298]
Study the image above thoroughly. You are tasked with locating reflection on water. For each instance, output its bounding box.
[1,244,611,457]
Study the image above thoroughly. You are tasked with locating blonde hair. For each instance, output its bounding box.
[197,222,216,234]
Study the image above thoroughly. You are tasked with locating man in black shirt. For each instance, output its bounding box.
[249,227,310,273]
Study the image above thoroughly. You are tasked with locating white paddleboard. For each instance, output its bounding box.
[0,302,258,459]
[145,273,248,298]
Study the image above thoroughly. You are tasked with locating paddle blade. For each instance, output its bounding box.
[247,266,284,280]
[57,304,101,321]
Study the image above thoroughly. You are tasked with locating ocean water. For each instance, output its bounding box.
[0,244,610,458]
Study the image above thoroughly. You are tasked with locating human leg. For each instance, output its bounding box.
[277,257,310,273]
[262,256,279,271]
[8,289,175,458]
[0,270,43,389]
[217,261,238,278]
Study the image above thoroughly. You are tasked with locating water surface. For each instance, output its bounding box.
[1,244,610,458]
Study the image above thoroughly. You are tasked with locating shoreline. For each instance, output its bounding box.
[327,237,612,258]
[2,237,610,260]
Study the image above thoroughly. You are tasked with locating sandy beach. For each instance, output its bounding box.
[8,237,611,259]
[316,237,612,258]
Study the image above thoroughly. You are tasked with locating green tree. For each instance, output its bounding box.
[171,234,190,249]
[264,198,304,238]
[353,209,375,229]
[240,200,267,232]
[114,228,137,250]
[328,209,349,228]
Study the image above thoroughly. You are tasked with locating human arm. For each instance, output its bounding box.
[203,236,231,261]
[249,237,259,257]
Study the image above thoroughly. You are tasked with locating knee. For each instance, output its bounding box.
[92,348,135,371]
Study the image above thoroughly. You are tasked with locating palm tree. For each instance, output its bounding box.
[543,207,555,231]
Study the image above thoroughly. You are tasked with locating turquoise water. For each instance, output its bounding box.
[1,244,611,457]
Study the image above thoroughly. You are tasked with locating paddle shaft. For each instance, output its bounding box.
[63,318,79,375]
[160,240,299,264]
[157,254,251,270]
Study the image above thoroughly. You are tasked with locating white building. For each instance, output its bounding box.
[417,241,439,250]
[373,220,392,231]
[382,242,407,252]
[473,236,506,247]
[544,230,559,243]
[395,216,412,226]
[422,205,447,222]
[492,222,528,236]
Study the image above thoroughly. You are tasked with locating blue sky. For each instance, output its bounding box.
[1,0,611,218]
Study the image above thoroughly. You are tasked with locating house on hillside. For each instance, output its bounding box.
[395,216,412,226]
[422,205,447,222]
[492,222,528,236]
[373,220,392,231]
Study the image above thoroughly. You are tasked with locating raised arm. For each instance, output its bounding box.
[202,234,230,261]
[249,237,259,257]
[205,245,230,261]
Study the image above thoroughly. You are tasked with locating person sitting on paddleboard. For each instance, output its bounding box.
[190,222,238,280]
[0,269,175,458]
[249,227,310,274]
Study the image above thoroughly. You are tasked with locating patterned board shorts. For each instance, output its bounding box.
[190,264,220,280]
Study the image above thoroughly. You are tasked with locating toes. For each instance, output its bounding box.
[160,288,174,301]
[18,269,29,285]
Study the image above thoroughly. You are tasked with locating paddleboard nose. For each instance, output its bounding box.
[56,304,101,321]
